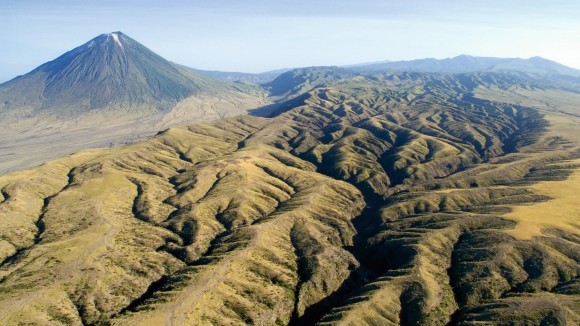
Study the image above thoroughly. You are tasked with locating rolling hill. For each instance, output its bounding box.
[0,60,579,326]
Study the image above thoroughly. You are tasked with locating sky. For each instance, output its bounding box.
[1,0,579,82]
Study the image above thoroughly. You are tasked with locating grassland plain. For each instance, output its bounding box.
[0,71,578,325]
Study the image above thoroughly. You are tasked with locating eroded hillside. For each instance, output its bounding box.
[0,72,579,325]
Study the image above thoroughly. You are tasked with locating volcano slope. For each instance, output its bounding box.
[0,71,579,325]
[0,32,268,175]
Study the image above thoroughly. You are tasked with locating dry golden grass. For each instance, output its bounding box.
[503,158,580,240]
[1,71,579,325]
[475,85,580,117]
[0,115,366,325]
[467,90,580,240]
[112,146,364,325]
[0,165,185,324]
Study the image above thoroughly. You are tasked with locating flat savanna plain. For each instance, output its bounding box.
[0,72,579,325]
[0,91,268,176]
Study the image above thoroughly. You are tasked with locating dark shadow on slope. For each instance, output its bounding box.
[289,266,371,326]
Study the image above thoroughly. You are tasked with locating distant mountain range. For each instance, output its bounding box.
[348,54,580,75]
[258,57,580,102]
[187,55,580,84]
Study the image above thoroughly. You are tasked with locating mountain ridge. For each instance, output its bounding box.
[348,54,580,76]
[165,55,580,84]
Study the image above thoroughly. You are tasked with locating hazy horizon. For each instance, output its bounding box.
[1,0,579,83]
